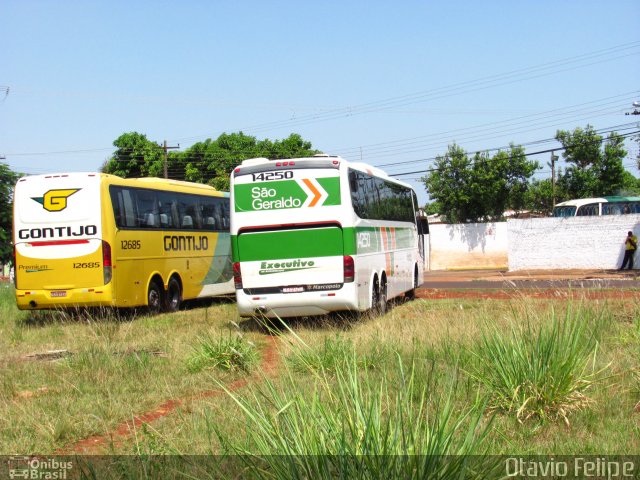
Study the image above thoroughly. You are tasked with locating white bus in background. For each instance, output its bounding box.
[552,196,640,217]
[230,155,428,319]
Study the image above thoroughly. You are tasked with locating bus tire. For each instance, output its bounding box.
[405,265,418,300]
[371,275,387,316]
[378,277,388,315]
[147,279,164,314]
[166,276,182,312]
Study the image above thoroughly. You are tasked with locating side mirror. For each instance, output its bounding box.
[417,218,429,235]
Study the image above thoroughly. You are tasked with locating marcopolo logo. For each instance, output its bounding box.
[31,189,80,212]
[259,259,317,275]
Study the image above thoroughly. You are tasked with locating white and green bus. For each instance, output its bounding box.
[230,155,428,318]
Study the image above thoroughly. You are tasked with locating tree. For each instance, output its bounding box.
[102,132,163,178]
[103,131,318,191]
[524,178,556,214]
[423,201,441,215]
[423,143,538,223]
[0,163,21,264]
[183,132,262,191]
[184,132,317,191]
[621,170,640,195]
[555,125,627,198]
[636,131,640,170]
[423,144,474,223]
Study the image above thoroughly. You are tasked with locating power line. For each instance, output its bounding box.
[202,41,640,137]
[332,92,637,158]
[14,93,629,164]
[388,130,640,178]
[108,121,640,176]
[4,89,637,162]
[377,122,640,171]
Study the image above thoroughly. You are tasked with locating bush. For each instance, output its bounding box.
[186,334,258,373]
[214,354,490,479]
[466,306,607,423]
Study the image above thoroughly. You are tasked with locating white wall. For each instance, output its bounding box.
[428,222,508,270]
[507,215,640,270]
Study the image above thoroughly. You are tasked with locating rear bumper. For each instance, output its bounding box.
[236,283,359,318]
[15,284,115,310]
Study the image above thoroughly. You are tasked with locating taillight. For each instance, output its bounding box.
[343,256,354,283]
[233,262,243,289]
[12,246,16,287]
[102,241,112,284]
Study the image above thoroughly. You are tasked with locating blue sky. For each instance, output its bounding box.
[2,1,639,204]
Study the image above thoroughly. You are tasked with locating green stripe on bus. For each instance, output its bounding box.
[236,227,344,262]
[232,226,416,262]
[233,177,341,212]
[202,232,233,284]
[317,177,341,206]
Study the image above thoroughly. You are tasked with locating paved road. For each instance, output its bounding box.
[420,269,640,290]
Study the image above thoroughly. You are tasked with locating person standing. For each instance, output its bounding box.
[620,231,638,270]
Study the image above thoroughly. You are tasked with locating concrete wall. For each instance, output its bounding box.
[507,214,640,270]
[428,222,508,270]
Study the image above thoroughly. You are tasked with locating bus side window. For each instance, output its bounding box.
[171,202,180,228]
[110,187,124,227]
[576,203,598,216]
[133,189,158,228]
[157,191,175,228]
[201,198,218,231]
[177,193,199,229]
[222,200,230,229]
[349,170,368,218]
[115,188,137,227]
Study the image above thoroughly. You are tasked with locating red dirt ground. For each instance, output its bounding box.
[57,335,281,455]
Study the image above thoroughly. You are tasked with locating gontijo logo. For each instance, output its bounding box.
[31,189,80,212]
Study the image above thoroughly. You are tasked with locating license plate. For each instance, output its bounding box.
[50,291,67,298]
[282,286,304,293]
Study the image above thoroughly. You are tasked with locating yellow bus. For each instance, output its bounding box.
[13,172,234,311]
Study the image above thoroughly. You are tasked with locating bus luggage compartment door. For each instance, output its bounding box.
[236,224,344,291]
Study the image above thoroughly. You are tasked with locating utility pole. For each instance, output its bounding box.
[162,140,179,179]
[550,150,559,208]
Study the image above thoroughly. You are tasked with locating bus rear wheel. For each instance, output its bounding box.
[147,280,164,314]
[405,266,418,300]
[371,277,388,316]
[166,277,182,312]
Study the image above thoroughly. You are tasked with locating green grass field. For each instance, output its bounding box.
[1,283,638,476]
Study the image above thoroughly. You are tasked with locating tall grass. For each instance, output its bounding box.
[186,334,259,373]
[466,305,608,423]
[214,352,491,479]
[287,335,393,374]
